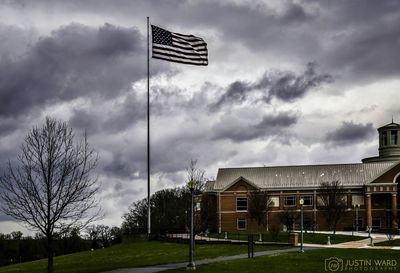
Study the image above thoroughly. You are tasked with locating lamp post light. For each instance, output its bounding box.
[299,198,304,253]
[187,180,196,270]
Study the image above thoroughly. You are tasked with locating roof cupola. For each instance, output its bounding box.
[362,121,400,163]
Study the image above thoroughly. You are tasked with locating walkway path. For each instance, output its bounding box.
[102,247,318,273]
[304,232,397,249]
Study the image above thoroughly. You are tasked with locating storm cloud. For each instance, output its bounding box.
[325,121,376,146]
[0,23,145,118]
[211,62,333,110]
[0,0,398,233]
[212,112,299,143]
[263,62,334,103]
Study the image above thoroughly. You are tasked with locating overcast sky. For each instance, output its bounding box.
[0,0,399,234]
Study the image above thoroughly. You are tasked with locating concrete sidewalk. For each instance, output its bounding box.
[303,237,389,249]
[173,232,400,250]
[301,232,400,249]
[102,247,318,273]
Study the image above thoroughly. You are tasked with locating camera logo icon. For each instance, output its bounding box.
[325,257,343,272]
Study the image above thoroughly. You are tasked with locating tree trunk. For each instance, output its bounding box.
[47,234,54,273]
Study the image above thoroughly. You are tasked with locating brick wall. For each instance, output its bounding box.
[213,179,398,232]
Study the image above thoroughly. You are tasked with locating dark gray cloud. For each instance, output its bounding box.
[0,23,146,118]
[3,0,399,86]
[187,0,400,85]
[3,0,400,85]
[264,62,333,103]
[0,24,37,58]
[193,1,400,84]
[211,62,333,110]
[324,20,400,83]
[103,156,134,179]
[256,114,299,129]
[281,2,315,23]
[183,1,318,54]
[209,81,251,111]
[1,1,320,60]
[212,112,298,143]
[0,117,21,137]
[0,213,13,222]
[103,150,146,180]
[325,121,375,146]
[0,0,399,232]
[300,0,400,84]
[69,92,146,134]
[146,83,211,117]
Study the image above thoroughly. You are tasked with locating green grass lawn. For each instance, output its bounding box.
[208,232,364,244]
[375,238,400,246]
[167,248,400,273]
[0,241,288,273]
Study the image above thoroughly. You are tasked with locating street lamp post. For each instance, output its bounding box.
[187,180,196,270]
[299,198,304,253]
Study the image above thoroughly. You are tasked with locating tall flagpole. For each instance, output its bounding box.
[147,16,151,236]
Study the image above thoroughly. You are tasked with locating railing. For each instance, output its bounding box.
[165,231,291,244]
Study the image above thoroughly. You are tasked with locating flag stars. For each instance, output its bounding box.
[152,25,172,46]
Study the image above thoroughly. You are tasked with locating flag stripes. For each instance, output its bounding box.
[151,25,208,66]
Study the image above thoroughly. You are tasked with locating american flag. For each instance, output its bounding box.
[151,25,208,66]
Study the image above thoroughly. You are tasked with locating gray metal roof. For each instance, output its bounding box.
[211,162,399,191]
[378,122,400,131]
[204,181,215,191]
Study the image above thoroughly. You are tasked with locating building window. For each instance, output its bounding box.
[284,196,296,207]
[382,131,388,146]
[391,131,398,145]
[351,195,364,206]
[301,196,313,206]
[236,197,248,211]
[237,218,247,230]
[372,217,381,229]
[386,211,392,228]
[304,218,312,230]
[269,196,280,207]
[373,198,380,208]
[317,196,324,206]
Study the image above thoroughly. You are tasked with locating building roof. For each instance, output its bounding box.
[204,180,215,191]
[211,161,399,191]
[378,122,400,131]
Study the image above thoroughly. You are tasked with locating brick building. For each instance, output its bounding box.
[204,122,400,232]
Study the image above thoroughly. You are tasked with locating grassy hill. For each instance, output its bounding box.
[167,248,400,273]
[0,241,287,273]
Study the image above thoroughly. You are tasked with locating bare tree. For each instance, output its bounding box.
[318,181,347,234]
[86,224,101,248]
[279,207,299,231]
[122,198,148,234]
[10,231,23,240]
[0,117,101,273]
[97,225,112,247]
[248,190,271,231]
[186,159,205,194]
[199,193,217,233]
